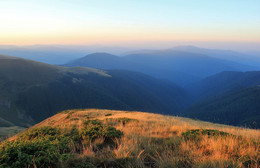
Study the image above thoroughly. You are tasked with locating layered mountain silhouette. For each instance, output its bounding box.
[65,50,253,86]
[0,55,187,127]
[124,50,252,78]
[1,46,260,129]
[186,71,260,102]
[172,45,260,68]
[183,71,260,128]
[65,52,199,86]
[0,45,135,64]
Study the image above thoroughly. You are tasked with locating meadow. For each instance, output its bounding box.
[1,109,259,168]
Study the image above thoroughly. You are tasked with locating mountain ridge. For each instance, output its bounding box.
[0,55,187,128]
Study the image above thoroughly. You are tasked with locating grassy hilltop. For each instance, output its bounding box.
[1,109,259,168]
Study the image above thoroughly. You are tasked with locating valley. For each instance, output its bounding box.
[0,54,187,130]
[1,48,260,168]
[1,1,259,167]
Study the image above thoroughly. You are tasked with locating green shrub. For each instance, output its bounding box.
[81,120,123,142]
[70,118,79,121]
[64,126,82,144]
[0,122,123,167]
[113,157,144,168]
[182,129,230,141]
[61,155,97,168]
[0,127,76,168]
[19,126,61,140]
[0,138,68,168]
[106,117,138,126]
[117,117,137,125]
[64,159,95,168]
[194,159,239,168]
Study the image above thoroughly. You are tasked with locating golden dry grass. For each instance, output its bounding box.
[9,109,260,167]
[33,109,260,138]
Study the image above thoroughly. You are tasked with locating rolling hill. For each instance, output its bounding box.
[65,50,253,86]
[172,45,260,68]
[0,45,86,65]
[0,55,187,128]
[0,45,136,64]
[183,71,260,128]
[65,52,199,86]
[65,53,135,69]
[1,109,259,167]
[124,50,253,79]
[183,86,260,128]
[186,71,260,102]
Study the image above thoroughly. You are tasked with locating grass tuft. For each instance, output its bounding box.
[1,109,260,167]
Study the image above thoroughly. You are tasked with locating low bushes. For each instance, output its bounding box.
[106,117,138,126]
[0,127,73,168]
[81,119,123,143]
[0,120,123,168]
[182,129,230,141]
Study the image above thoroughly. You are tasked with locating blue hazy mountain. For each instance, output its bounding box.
[172,45,260,68]
[183,71,260,128]
[186,71,260,102]
[0,45,135,65]
[65,52,199,86]
[65,49,254,86]
[0,54,187,127]
[124,50,254,78]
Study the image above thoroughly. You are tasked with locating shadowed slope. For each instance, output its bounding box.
[183,71,260,128]
[0,55,187,128]
[64,52,200,86]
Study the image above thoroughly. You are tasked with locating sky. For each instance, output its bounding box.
[0,0,259,50]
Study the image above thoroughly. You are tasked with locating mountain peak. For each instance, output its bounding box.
[0,54,20,59]
[171,45,203,51]
[84,52,118,58]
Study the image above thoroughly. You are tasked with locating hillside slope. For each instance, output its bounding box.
[0,45,86,64]
[0,55,187,127]
[2,109,259,167]
[183,86,260,128]
[124,50,252,78]
[172,45,260,68]
[65,52,199,86]
[182,71,260,128]
[65,50,253,86]
[186,71,260,102]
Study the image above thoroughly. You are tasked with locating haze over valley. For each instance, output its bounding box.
[1,44,260,131]
[0,0,260,167]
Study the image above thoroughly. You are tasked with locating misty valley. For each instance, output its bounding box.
[1,1,260,167]
[1,45,260,167]
[1,46,260,130]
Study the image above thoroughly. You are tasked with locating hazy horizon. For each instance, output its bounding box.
[0,0,259,51]
[1,42,260,53]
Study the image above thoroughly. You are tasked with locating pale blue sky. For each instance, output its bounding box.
[0,0,259,49]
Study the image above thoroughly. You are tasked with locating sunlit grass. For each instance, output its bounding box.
[1,109,260,167]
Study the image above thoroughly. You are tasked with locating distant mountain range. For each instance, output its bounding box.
[0,45,84,64]
[172,46,260,67]
[65,48,257,86]
[0,55,187,127]
[63,49,260,128]
[0,45,136,65]
[183,71,260,128]
[186,71,260,102]
[65,52,199,86]
[124,50,254,79]
[1,46,260,129]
